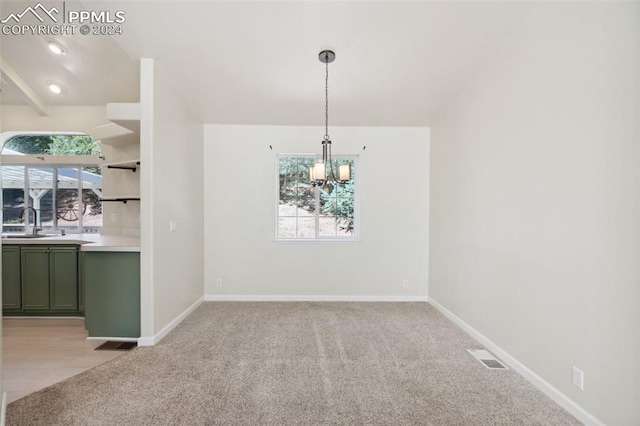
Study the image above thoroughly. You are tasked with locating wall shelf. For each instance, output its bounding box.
[101,156,140,212]
[106,103,140,133]
[102,159,140,173]
[100,197,140,204]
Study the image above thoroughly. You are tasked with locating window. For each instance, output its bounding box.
[1,134,103,233]
[3,134,100,157]
[277,155,357,240]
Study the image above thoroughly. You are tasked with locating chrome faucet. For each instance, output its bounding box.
[18,207,39,236]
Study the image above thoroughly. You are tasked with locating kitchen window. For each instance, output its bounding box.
[277,154,358,241]
[1,134,103,233]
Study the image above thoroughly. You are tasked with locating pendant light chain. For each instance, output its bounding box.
[311,50,348,190]
[324,58,329,141]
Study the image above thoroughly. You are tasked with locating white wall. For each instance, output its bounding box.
[429,2,639,424]
[139,59,204,341]
[204,125,429,299]
[100,141,141,235]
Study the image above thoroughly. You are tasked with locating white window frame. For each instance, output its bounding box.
[276,153,359,243]
[0,132,105,234]
[1,163,104,233]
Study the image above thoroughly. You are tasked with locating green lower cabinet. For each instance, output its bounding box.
[49,247,79,311]
[2,246,22,311]
[2,245,80,316]
[2,245,138,330]
[21,247,51,311]
[84,252,140,338]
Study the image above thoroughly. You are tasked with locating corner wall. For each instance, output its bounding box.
[139,59,204,342]
[429,2,639,424]
[204,125,429,299]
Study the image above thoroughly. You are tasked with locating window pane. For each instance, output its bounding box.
[321,190,354,233]
[57,189,84,224]
[278,203,297,216]
[82,166,102,228]
[318,217,337,237]
[297,217,316,238]
[278,217,297,238]
[2,135,100,156]
[83,189,102,227]
[296,191,315,216]
[2,166,25,231]
[27,167,54,230]
[57,168,80,227]
[320,197,337,216]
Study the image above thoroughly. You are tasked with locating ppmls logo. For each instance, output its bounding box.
[1,3,60,24]
[2,2,126,36]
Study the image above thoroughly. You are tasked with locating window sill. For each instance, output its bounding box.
[275,238,360,244]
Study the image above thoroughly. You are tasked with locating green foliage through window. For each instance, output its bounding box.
[5,135,99,157]
[277,155,356,239]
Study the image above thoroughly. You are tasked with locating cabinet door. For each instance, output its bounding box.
[50,246,78,311]
[2,246,22,311]
[21,247,50,311]
[85,252,140,338]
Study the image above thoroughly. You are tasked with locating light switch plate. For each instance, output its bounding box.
[169,220,177,232]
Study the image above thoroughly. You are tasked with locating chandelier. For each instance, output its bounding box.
[309,50,350,194]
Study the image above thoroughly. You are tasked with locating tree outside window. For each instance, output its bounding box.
[277,155,357,240]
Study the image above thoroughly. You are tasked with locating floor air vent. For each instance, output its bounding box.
[467,349,508,369]
[95,341,137,351]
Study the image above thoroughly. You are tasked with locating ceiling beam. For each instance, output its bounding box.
[0,57,48,116]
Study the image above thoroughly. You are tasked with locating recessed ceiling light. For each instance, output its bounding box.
[47,41,67,55]
[48,82,64,94]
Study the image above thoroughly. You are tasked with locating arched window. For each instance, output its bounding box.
[3,134,100,156]
[1,132,104,234]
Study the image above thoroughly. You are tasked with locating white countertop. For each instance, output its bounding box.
[1,233,140,252]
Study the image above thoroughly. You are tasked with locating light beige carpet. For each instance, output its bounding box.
[6,302,580,425]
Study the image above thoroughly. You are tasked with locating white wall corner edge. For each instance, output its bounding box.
[137,296,204,347]
[428,298,605,426]
[0,391,6,426]
[204,295,429,302]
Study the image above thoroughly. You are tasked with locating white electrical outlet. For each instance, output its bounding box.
[169,220,177,232]
[572,366,584,390]
[110,213,117,223]
[216,279,223,288]
[402,280,409,288]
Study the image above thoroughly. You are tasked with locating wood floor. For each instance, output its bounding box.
[2,318,126,403]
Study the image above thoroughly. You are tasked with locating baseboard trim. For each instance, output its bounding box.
[137,296,204,347]
[87,337,138,342]
[428,298,605,426]
[204,295,428,302]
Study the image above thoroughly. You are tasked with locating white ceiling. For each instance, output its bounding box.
[0,1,139,107]
[1,1,539,126]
